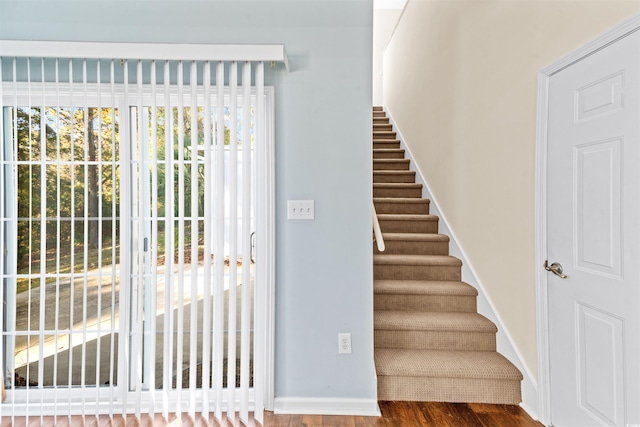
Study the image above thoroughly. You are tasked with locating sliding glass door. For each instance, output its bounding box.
[1,57,271,420]
[129,100,256,402]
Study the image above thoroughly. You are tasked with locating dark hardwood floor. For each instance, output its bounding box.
[263,401,544,427]
[0,401,544,426]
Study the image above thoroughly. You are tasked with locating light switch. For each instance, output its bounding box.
[287,200,314,220]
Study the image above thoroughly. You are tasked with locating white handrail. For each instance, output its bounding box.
[372,202,385,252]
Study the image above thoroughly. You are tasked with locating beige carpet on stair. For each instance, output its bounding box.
[376,348,523,403]
[376,348,523,380]
[372,106,523,404]
[375,311,497,332]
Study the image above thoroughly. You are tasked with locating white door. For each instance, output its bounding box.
[547,30,640,426]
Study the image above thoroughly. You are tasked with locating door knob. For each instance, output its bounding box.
[544,260,567,279]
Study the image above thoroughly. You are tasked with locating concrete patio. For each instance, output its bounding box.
[9,262,254,390]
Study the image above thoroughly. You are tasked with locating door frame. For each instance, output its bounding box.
[535,14,640,426]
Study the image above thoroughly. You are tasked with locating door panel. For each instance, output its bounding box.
[575,71,623,121]
[133,103,257,391]
[576,303,625,425]
[547,30,640,427]
[574,138,622,278]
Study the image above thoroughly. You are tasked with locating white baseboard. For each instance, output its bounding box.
[520,401,540,423]
[273,397,381,416]
[382,106,540,422]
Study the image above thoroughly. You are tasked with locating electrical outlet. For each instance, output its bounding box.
[287,200,315,220]
[338,333,352,354]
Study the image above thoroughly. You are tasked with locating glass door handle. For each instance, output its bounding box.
[251,231,256,263]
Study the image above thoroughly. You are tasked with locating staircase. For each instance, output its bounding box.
[372,106,523,404]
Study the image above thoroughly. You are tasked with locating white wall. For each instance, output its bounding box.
[0,0,377,404]
[373,7,403,105]
[383,0,639,382]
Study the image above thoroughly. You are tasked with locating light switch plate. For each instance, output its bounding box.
[287,200,314,220]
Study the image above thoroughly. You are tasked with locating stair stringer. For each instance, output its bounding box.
[382,106,539,421]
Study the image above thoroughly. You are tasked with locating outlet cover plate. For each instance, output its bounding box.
[338,333,352,354]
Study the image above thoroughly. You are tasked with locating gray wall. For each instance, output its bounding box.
[0,0,376,401]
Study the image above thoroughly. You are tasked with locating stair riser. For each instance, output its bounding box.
[377,377,522,404]
[374,201,429,214]
[373,124,393,131]
[375,330,496,352]
[373,173,416,183]
[378,219,438,233]
[373,151,405,160]
[373,141,401,149]
[374,240,448,255]
[373,111,386,117]
[374,264,461,281]
[374,187,422,198]
[374,294,477,312]
[373,161,410,171]
[374,132,397,139]
[373,118,389,124]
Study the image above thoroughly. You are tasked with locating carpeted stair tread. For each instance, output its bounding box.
[374,254,462,267]
[374,131,397,139]
[374,184,423,198]
[373,149,406,160]
[373,141,399,148]
[374,197,428,204]
[373,183,423,198]
[373,142,401,150]
[373,183,422,190]
[373,148,404,154]
[375,310,497,333]
[380,233,448,243]
[374,198,430,215]
[377,214,439,234]
[375,280,478,296]
[373,170,416,178]
[375,348,523,381]
[373,149,405,159]
[373,159,410,170]
[374,159,410,163]
[377,213,436,221]
[374,199,430,213]
[374,173,416,184]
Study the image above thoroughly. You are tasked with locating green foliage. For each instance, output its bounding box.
[14,106,119,277]
[12,103,250,292]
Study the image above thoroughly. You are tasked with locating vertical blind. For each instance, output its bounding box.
[0,42,282,425]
